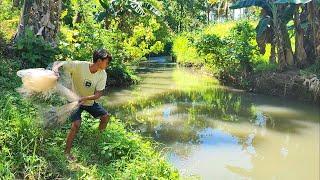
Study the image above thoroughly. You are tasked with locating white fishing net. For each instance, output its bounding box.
[16,68,80,128]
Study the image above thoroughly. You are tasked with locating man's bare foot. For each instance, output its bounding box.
[65,153,77,161]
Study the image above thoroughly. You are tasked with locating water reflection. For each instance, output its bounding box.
[102,63,320,180]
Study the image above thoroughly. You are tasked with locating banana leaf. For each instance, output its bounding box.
[230,0,273,15]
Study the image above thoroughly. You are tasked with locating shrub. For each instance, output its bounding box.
[58,21,138,87]
[14,29,58,68]
[107,62,139,87]
[300,60,320,78]
[225,21,258,76]
[172,33,202,65]
[172,21,259,88]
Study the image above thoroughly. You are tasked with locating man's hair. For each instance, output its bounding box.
[93,48,112,63]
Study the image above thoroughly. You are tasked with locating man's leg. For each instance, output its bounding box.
[99,114,109,132]
[87,102,110,132]
[65,120,81,158]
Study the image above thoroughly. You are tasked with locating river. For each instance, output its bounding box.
[102,61,320,180]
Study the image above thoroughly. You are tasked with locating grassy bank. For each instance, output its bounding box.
[0,55,179,179]
[172,21,320,103]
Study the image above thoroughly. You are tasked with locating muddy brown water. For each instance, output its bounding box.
[101,63,320,180]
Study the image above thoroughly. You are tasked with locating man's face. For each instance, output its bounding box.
[97,58,109,70]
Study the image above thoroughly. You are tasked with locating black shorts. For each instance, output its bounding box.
[70,102,109,122]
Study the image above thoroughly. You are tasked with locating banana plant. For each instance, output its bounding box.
[230,0,298,69]
[230,0,318,69]
[275,0,319,67]
[96,0,161,30]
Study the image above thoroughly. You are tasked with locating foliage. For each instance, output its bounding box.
[227,21,257,75]
[123,18,165,61]
[172,33,202,65]
[97,0,161,20]
[203,21,238,38]
[0,0,20,41]
[162,0,209,33]
[58,13,139,87]
[14,29,58,68]
[106,62,139,87]
[57,1,167,85]
[173,21,259,87]
[300,60,320,78]
[195,34,224,55]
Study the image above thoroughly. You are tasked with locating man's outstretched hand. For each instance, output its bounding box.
[78,97,87,105]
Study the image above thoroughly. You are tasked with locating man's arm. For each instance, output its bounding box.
[79,90,103,104]
[52,61,66,73]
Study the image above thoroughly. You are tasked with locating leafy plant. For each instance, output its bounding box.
[14,29,58,68]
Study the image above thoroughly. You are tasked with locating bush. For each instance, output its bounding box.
[0,0,20,41]
[172,32,202,65]
[14,29,58,68]
[172,21,259,88]
[107,62,139,87]
[58,21,138,87]
[225,21,258,77]
[300,60,320,78]
[195,34,224,55]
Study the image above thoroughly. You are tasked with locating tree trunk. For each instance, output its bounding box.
[75,12,83,23]
[270,39,276,63]
[12,0,20,7]
[281,22,294,66]
[207,5,210,23]
[104,10,111,29]
[307,0,320,60]
[224,0,229,19]
[294,5,308,68]
[273,5,287,70]
[179,3,183,32]
[14,0,62,46]
[217,1,222,21]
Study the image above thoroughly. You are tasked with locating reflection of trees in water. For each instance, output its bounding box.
[109,81,315,147]
[226,127,317,179]
[112,87,254,118]
[109,87,257,144]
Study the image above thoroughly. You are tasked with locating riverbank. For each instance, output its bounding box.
[172,20,320,105]
[178,62,320,105]
[0,55,179,179]
[251,71,320,104]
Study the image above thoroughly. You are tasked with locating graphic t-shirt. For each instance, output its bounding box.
[63,61,107,106]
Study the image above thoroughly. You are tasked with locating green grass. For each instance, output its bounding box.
[300,60,320,78]
[0,55,179,179]
[203,21,238,38]
[172,33,203,65]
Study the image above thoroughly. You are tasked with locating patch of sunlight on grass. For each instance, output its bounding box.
[203,21,258,38]
[172,35,202,64]
[172,68,219,91]
[203,21,237,38]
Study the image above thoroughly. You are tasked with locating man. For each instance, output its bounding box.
[53,48,112,161]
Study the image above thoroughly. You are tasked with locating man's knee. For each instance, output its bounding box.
[72,120,81,130]
[100,114,109,122]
